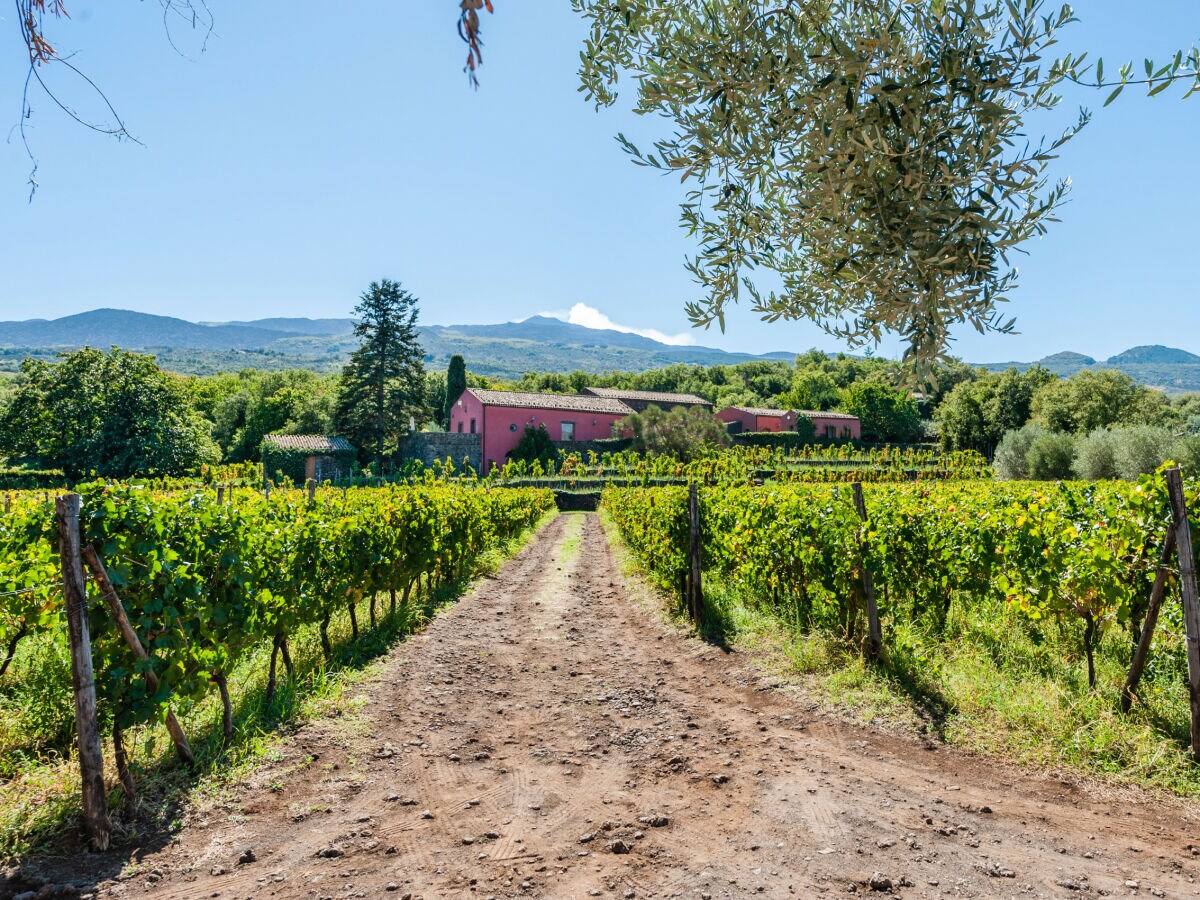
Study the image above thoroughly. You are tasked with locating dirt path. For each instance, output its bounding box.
[42,514,1200,897]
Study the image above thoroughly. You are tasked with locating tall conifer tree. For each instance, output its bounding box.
[336,280,426,470]
[444,354,467,428]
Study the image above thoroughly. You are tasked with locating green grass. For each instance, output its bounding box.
[602,511,1200,797]
[557,512,586,564]
[0,510,557,860]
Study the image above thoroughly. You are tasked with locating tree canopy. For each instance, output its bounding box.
[12,2,1200,360]
[0,347,218,479]
[620,405,732,461]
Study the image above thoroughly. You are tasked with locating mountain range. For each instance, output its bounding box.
[1,309,1198,392]
[981,346,1200,393]
[0,309,794,380]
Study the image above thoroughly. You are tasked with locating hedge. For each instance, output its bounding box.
[0,469,69,490]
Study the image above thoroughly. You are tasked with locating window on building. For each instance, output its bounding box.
[457,422,464,434]
[825,424,836,439]
[470,418,476,434]
[561,421,576,442]
[842,426,851,438]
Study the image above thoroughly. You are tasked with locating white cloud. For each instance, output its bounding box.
[539,303,697,346]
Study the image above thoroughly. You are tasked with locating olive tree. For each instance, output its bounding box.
[574,1,1199,366]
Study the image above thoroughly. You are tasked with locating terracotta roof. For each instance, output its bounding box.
[262,434,356,453]
[468,389,634,415]
[730,407,796,418]
[798,409,859,421]
[582,387,712,406]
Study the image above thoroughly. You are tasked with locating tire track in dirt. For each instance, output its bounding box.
[46,512,1200,898]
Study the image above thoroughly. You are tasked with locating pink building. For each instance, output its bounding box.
[716,406,862,440]
[449,389,634,473]
[802,410,862,440]
[716,406,798,433]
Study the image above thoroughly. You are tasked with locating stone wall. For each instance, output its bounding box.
[402,432,482,471]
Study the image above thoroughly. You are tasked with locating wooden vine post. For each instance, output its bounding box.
[82,546,196,767]
[307,479,317,503]
[56,494,111,851]
[1121,524,1178,713]
[1165,466,1200,760]
[687,483,703,621]
[851,483,883,661]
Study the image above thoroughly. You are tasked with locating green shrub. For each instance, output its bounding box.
[1073,429,1119,480]
[1026,431,1076,480]
[732,429,824,450]
[1113,425,1175,481]
[994,424,1044,480]
[1169,434,1200,475]
[0,469,67,491]
[508,424,559,466]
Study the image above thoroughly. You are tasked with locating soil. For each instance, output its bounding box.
[9,512,1200,898]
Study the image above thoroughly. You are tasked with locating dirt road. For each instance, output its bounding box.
[44,514,1200,897]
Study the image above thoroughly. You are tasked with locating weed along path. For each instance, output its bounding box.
[43,513,1200,898]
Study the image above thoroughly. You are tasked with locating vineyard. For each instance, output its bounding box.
[492,446,993,490]
[604,472,1200,788]
[0,482,554,851]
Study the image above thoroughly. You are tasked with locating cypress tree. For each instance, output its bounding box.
[445,354,467,427]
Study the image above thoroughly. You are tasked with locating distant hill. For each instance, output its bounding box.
[0,309,798,378]
[226,317,356,337]
[982,345,1200,394]
[5,309,1196,391]
[0,309,289,350]
[1107,345,1200,366]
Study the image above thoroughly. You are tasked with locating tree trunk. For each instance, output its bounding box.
[279,634,294,678]
[1082,612,1096,689]
[370,595,377,629]
[266,637,280,705]
[349,601,359,641]
[112,722,137,820]
[213,671,233,747]
[389,588,397,616]
[320,615,331,662]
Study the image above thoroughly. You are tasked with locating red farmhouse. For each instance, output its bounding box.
[449,389,634,473]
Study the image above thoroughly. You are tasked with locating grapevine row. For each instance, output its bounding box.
[1,483,554,735]
[603,475,1199,674]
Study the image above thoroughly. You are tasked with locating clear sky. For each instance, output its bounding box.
[0,2,1196,363]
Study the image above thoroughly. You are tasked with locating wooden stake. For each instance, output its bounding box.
[851,483,883,661]
[216,485,225,506]
[1121,524,1178,713]
[687,484,703,621]
[307,479,316,503]
[1166,466,1200,760]
[82,545,196,767]
[56,494,111,851]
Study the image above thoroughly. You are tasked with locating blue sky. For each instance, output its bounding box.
[0,2,1196,363]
